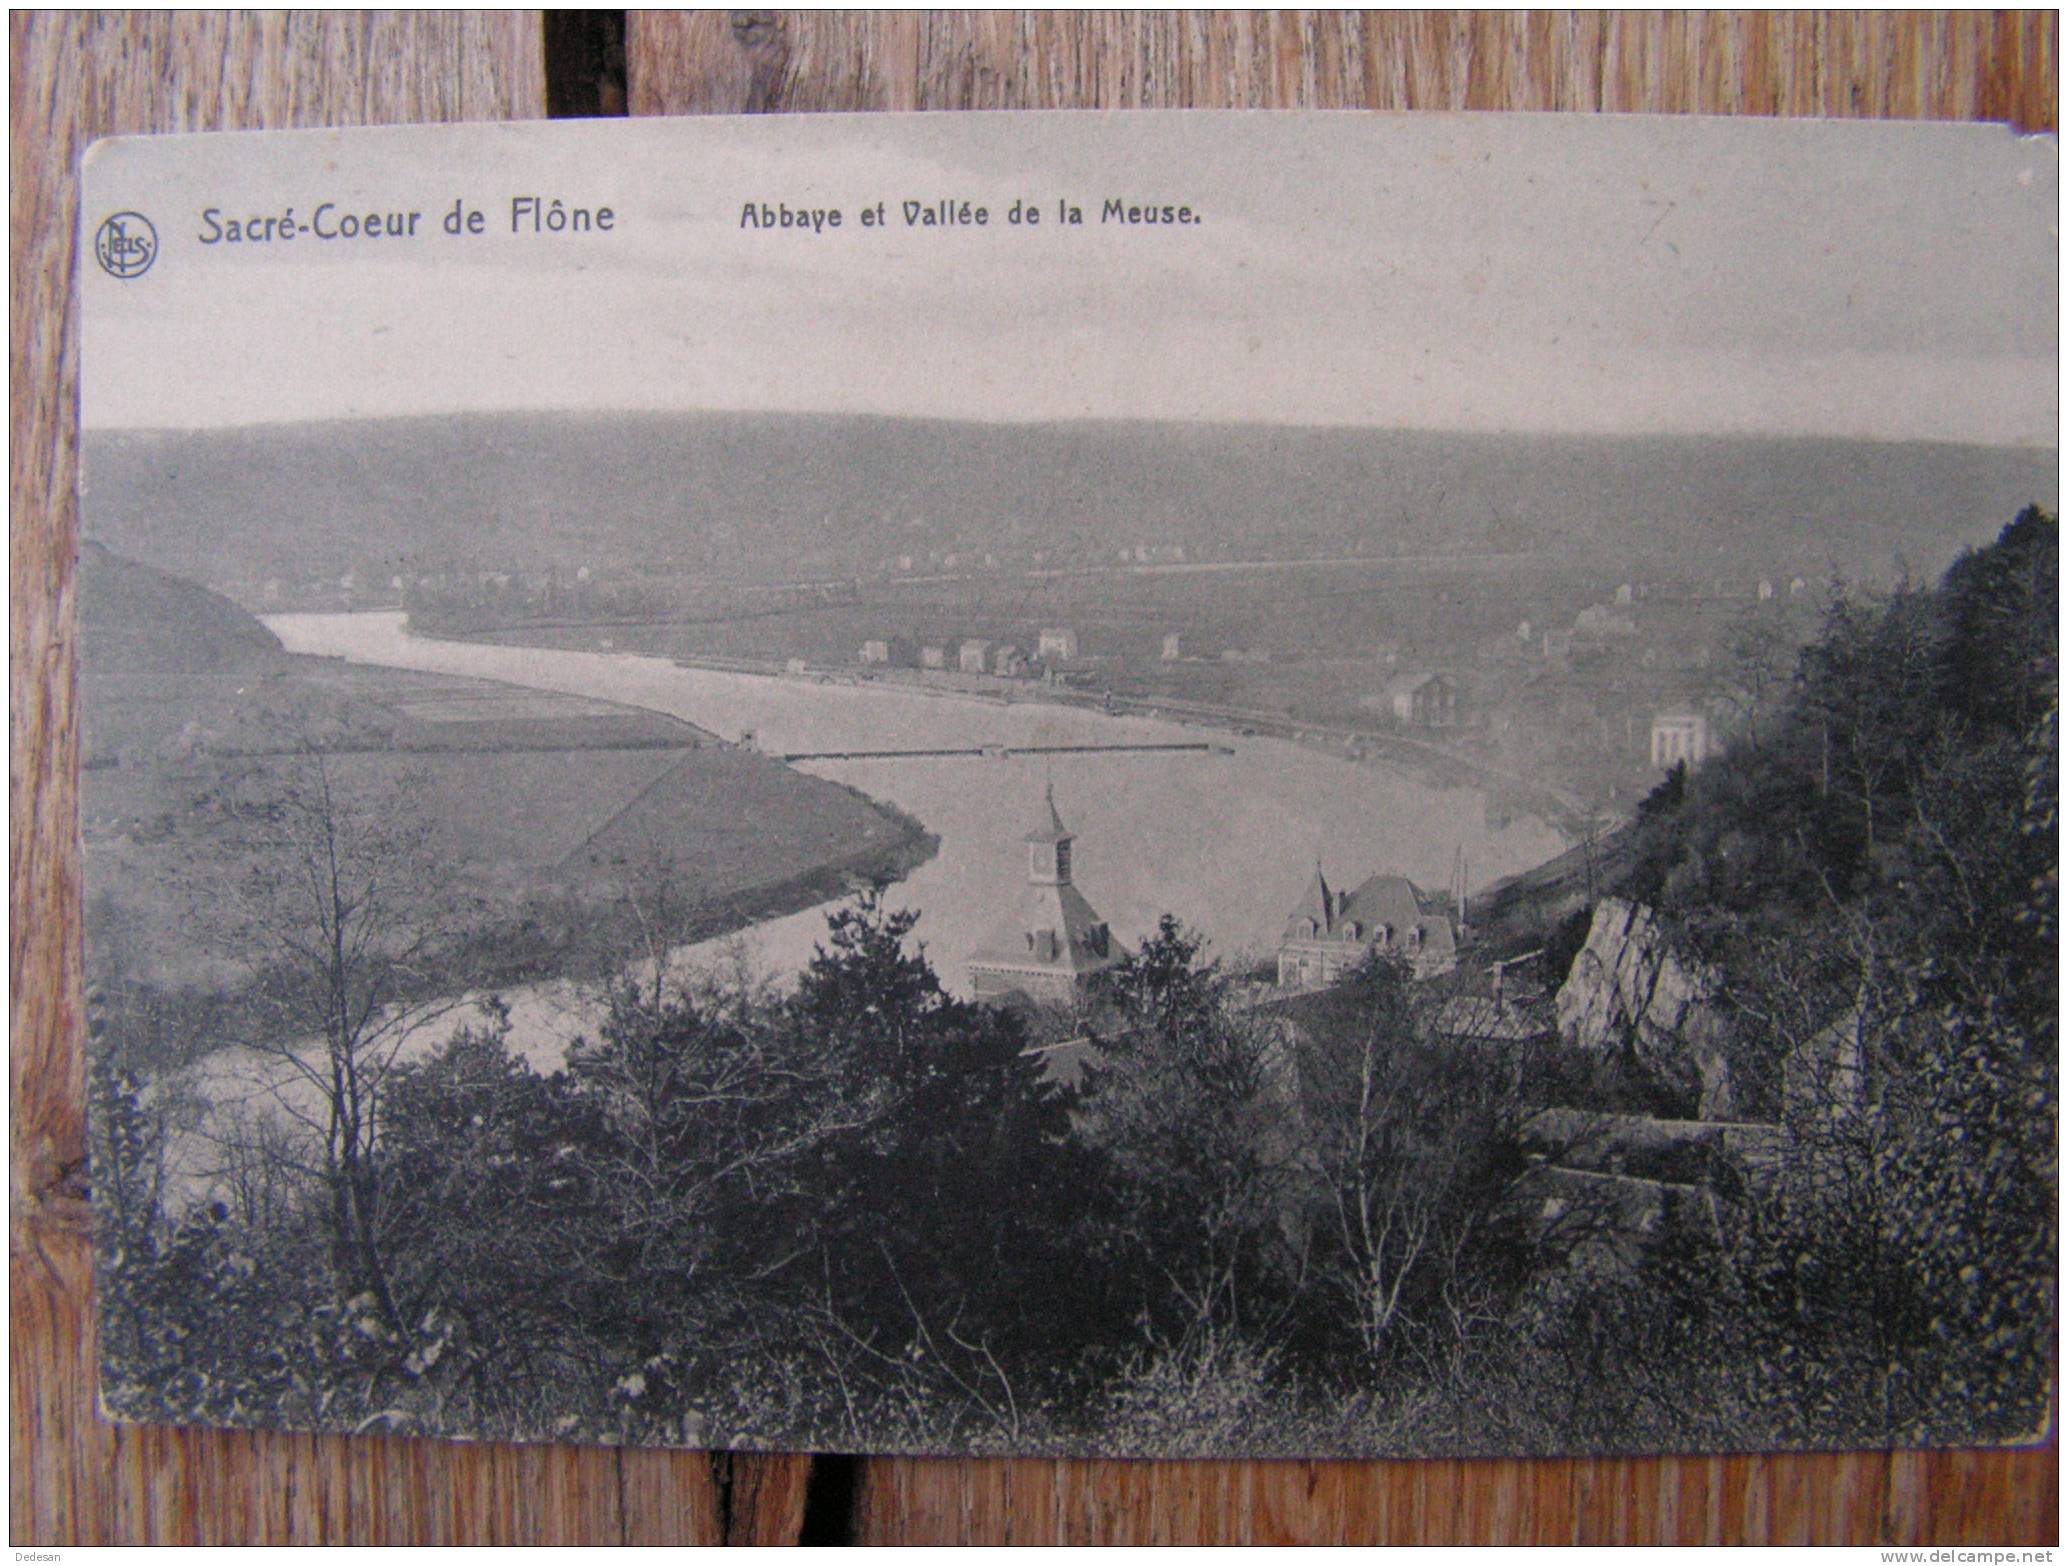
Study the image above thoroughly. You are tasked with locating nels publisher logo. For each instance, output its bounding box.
[94,211,157,279]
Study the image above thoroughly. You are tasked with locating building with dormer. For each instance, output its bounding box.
[1276,865,1457,988]
[965,784,1118,1005]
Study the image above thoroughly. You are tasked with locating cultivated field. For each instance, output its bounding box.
[80,547,934,1056]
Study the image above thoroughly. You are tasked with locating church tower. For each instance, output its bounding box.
[965,781,1118,1005]
[1025,781,1073,885]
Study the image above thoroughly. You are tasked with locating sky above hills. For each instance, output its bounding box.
[83,113,2057,444]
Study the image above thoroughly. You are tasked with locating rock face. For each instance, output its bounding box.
[1554,898,1735,1118]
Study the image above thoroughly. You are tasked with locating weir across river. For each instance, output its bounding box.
[776,740,1226,762]
[262,611,1569,996]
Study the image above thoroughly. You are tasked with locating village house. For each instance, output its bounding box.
[1162,633,1183,661]
[1382,671,1457,728]
[958,638,992,674]
[1276,866,1457,988]
[1037,627,1079,660]
[920,645,947,669]
[966,784,1118,1006]
[859,636,918,667]
[994,644,1029,677]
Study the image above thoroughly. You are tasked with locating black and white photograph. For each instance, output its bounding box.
[77,110,2057,1459]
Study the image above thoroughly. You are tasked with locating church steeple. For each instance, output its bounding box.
[1024,780,1073,885]
[1294,859,1333,928]
[966,779,1116,1002]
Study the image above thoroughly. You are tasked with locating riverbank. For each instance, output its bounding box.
[449,774,940,989]
[263,612,1572,1000]
[81,549,941,1074]
[437,620,1595,835]
[96,796,937,1082]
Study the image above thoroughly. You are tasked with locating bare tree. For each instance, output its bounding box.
[213,748,474,1333]
[1298,957,1529,1364]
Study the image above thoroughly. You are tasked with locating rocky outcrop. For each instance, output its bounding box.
[1554,898,1736,1118]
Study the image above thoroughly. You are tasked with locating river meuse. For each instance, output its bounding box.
[166,612,1566,1189]
[270,611,1567,1002]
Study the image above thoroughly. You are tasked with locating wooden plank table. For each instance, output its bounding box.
[11,10,2058,1545]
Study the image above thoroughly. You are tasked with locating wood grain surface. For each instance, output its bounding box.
[10,9,2059,1546]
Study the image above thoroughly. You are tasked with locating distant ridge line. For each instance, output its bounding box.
[82,414,2060,602]
[82,403,2065,452]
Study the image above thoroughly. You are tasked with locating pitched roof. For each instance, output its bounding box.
[1281,872,1454,960]
[1024,780,1071,845]
[1339,874,1436,939]
[1383,671,1449,698]
[966,878,1115,975]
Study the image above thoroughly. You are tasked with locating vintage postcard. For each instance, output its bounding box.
[78,112,2056,1457]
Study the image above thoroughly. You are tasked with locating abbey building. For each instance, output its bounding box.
[1276,865,1457,988]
